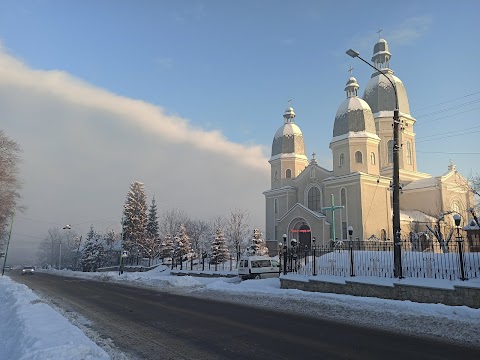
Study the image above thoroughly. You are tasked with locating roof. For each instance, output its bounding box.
[363,72,411,115]
[402,177,438,191]
[400,210,437,223]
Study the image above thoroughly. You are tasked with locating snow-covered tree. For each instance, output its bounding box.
[160,233,174,259]
[159,209,189,238]
[122,181,148,263]
[146,196,160,240]
[210,228,230,264]
[175,224,191,261]
[246,229,269,256]
[185,219,209,255]
[80,226,105,272]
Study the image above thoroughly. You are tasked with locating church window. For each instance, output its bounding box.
[339,153,345,167]
[308,187,321,212]
[370,152,376,165]
[274,198,278,215]
[355,151,363,164]
[286,169,292,178]
[274,170,278,180]
[387,140,393,163]
[406,142,412,165]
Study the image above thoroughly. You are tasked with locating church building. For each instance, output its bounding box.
[264,38,475,250]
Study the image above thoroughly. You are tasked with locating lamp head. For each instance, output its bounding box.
[283,233,287,241]
[453,214,461,227]
[346,49,360,58]
[290,238,297,247]
[312,237,316,243]
[347,226,354,236]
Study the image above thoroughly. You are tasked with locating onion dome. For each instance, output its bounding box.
[333,76,376,137]
[271,105,306,158]
[362,38,410,115]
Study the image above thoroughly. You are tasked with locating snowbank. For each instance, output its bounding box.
[0,276,110,360]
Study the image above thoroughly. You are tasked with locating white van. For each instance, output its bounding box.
[238,256,280,280]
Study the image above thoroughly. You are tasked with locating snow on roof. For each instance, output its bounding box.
[400,210,437,223]
[463,218,480,230]
[335,97,371,118]
[269,153,308,161]
[330,130,380,144]
[402,177,438,191]
[274,123,303,139]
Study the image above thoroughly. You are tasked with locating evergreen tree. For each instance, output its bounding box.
[161,233,174,259]
[146,196,160,240]
[175,224,191,261]
[246,229,269,256]
[80,226,105,271]
[210,227,230,264]
[122,181,148,263]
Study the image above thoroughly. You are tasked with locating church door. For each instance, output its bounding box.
[298,224,311,249]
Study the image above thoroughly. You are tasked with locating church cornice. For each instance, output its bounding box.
[263,186,296,196]
[277,203,327,223]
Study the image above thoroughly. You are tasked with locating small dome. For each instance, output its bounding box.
[333,76,376,137]
[271,106,306,157]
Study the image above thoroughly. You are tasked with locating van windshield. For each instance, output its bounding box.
[251,260,271,268]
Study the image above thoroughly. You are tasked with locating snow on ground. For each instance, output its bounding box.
[0,275,110,360]
[3,266,480,359]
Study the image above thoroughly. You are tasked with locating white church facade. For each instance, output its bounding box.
[264,38,475,250]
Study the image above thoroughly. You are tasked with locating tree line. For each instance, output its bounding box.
[36,181,269,271]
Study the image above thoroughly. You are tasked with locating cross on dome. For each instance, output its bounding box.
[348,66,354,76]
[377,28,383,39]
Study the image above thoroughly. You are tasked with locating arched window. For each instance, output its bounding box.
[406,141,412,165]
[387,140,393,163]
[381,229,386,241]
[370,152,376,165]
[339,153,345,167]
[355,151,363,164]
[286,169,292,178]
[308,187,321,211]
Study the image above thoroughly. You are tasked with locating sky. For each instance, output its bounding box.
[2,268,480,359]
[0,0,479,264]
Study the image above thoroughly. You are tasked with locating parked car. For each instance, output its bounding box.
[238,255,280,280]
[21,266,35,275]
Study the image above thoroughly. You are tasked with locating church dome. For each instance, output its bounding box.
[271,106,306,157]
[362,38,411,115]
[333,76,376,137]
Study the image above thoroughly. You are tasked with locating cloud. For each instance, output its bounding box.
[0,45,269,263]
[390,15,432,45]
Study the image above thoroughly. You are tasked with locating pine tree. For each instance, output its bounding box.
[175,224,191,267]
[161,233,174,259]
[210,227,230,264]
[122,181,148,263]
[146,196,160,240]
[80,226,105,271]
[246,229,269,256]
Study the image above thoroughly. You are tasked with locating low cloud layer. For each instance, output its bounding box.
[0,44,270,263]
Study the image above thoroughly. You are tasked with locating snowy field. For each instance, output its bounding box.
[2,266,480,359]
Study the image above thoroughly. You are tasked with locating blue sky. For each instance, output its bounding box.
[0,0,478,263]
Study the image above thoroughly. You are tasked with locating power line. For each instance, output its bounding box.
[415,106,480,126]
[416,125,480,140]
[416,151,480,155]
[416,130,480,143]
[414,98,480,119]
[412,91,480,112]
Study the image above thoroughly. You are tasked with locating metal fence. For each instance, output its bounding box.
[280,239,480,281]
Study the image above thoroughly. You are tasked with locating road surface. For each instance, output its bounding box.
[11,271,480,360]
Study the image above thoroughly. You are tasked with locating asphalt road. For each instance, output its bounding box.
[11,271,480,360]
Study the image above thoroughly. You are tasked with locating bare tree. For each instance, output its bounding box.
[185,219,209,255]
[159,209,189,238]
[36,228,80,269]
[225,209,250,260]
[0,130,22,250]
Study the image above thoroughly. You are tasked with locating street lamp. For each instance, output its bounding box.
[348,226,355,277]
[312,237,317,276]
[346,48,402,278]
[453,214,467,281]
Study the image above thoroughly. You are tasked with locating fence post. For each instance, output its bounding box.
[313,246,317,276]
[283,245,287,275]
[457,236,467,281]
[349,243,355,277]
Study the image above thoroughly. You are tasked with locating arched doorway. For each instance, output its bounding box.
[289,218,312,249]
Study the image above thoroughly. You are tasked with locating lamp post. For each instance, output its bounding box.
[278,242,283,275]
[348,226,355,277]
[282,234,287,275]
[453,214,467,281]
[312,237,317,276]
[346,48,402,278]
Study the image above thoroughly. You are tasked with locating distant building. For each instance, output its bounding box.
[264,38,474,250]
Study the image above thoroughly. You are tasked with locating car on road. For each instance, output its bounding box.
[238,255,280,280]
[21,266,35,275]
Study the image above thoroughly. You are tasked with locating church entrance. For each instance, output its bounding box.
[289,219,311,249]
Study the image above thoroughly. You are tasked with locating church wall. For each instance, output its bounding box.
[375,116,393,170]
[360,179,392,240]
[265,189,298,242]
[401,187,442,218]
[330,141,350,177]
